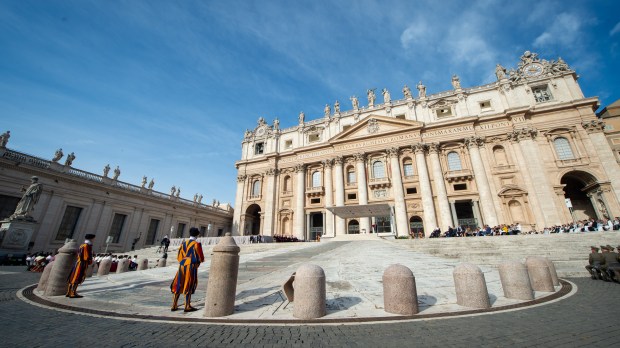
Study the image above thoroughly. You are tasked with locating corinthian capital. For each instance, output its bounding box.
[237,174,247,182]
[427,142,441,154]
[353,153,366,162]
[293,164,305,173]
[265,168,278,176]
[333,156,344,165]
[387,147,400,158]
[465,136,485,148]
[581,120,606,134]
[321,159,333,168]
[411,143,427,154]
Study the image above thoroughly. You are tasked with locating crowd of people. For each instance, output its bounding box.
[586,245,620,282]
[93,254,141,272]
[25,252,55,271]
[272,234,302,243]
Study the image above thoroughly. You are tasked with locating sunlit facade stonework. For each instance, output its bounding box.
[234,51,620,239]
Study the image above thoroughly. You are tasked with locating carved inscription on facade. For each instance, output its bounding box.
[423,125,474,138]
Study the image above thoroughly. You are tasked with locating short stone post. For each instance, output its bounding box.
[157,258,167,267]
[293,264,327,319]
[85,263,95,278]
[44,240,79,296]
[116,259,128,273]
[97,258,112,276]
[544,257,560,286]
[498,261,534,301]
[525,256,554,292]
[205,233,240,317]
[383,264,418,315]
[37,261,55,293]
[453,263,490,309]
[137,258,149,270]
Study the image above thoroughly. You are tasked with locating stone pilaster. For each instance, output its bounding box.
[583,120,620,208]
[428,143,452,231]
[262,168,277,236]
[232,174,247,235]
[322,159,335,237]
[412,143,437,235]
[354,153,372,234]
[387,147,409,237]
[466,136,498,227]
[333,156,345,235]
[294,164,306,240]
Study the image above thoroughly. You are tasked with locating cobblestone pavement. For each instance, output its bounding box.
[1,266,618,347]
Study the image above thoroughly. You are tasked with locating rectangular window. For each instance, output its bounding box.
[177,223,186,238]
[55,206,83,241]
[310,198,321,204]
[146,219,160,245]
[347,171,356,184]
[532,85,553,103]
[342,125,352,132]
[406,187,417,195]
[454,184,467,191]
[395,114,406,119]
[308,134,320,142]
[254,142,264,155]
[284,140,293,149]
[108,213,127,244]
[403,163,414,177]
[436,107,453,118]
[347,193,357,200]
[200,226,207,235]
[479,100,492,110]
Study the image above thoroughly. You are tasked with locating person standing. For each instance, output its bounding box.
[66,234,95,298]
[170,228,204,312]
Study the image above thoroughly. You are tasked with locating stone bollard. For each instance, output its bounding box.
[44,240,79,296]
[85,263,95,278]
[383,264,418,315]
[116,259,128,273]
[525,256,554,292]
[37,261,55,293]
[137,258,149,270]
[498,261,534,301]
[453,263,491,309]
[97,258,112,276]
[157,258,167,268]
[205,233,240,317]
[544,257,560,286]
[293,264,327,319]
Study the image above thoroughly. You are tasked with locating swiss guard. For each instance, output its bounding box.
[66,233,95,298]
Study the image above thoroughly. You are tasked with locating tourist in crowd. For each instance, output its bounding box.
[66,234,95,298]
[170,227,204,312]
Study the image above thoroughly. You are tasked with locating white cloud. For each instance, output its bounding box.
[611,22,620,36]
[400,21,430,48]
[534,13,583,47]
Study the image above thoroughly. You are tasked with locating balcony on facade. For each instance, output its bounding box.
[248,194,262,201]
[555,157,590,168]
[491,164,517,175]
[306,185,324,197]
[444,169,473,183]
[368,177,391,189]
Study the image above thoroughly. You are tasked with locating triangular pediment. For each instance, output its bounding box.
[330,115,423,144]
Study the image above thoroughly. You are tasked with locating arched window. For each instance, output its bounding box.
[403,159,414,177]
[347,167,356,184]
[493,145,508,166]
[447,152,462,171]
[252,180,261,196]
[372,160,385,178]
[283,176,291,192]
[553,137,574,160]
[311,171,321,187]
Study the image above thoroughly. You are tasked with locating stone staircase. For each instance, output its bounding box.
[391,232,620,277]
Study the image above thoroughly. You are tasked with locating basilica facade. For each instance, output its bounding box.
[233,51,620,239]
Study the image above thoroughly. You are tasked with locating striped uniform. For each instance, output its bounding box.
[170,239,204,295]
[68,242,93,286]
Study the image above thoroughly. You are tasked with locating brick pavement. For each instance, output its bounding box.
[1,266,618,347]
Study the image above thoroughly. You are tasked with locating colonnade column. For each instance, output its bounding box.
[333,157,346,235]
[388,147,410,237]
[412,144,437,235]
[232,174,247,235]
[354,153,372,234]
[583,121,620,215]
[262,168,277,236]
[323,159,335,237]
[428,143,452,231]
[466,137,498,227]
[294,164,306,240]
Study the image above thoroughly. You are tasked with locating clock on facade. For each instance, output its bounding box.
[523,63,543,77]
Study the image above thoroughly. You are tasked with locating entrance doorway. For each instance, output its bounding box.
[373,216,392,233]
[245,204,261,235]
[347,220,359,234]
[561,172,598,220]
[454,201,478,229]
[409,216,424,237]
[309,212,323,241]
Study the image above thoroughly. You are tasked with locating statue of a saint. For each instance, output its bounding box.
[197,194,203,204]
[403,85,412,99]
[113,166,121,180]
[212,199,217,206]
[0,130,10,147]
[451,75,461,89]
[103,164,111,177]
[553,57,569,72]
[176,187,181,197]
[193,193,198,203]
[64,152,75,166]
[334,100,340,114]
[350,96,359,110]
[495,64,506,80]
[257,117,266,126]
[148,178,155,189]
[11,176,43,220]
[324,104,331,118]
[52,148,64,162]
[416,81,426,98]
[141,176,147,187]
[382,88,391,104]
[367,89,376,107]
[298,111,305,124]
[170,185,176,196]
[273,118,279,130]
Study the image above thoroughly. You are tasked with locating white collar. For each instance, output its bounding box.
[85,240,92,245]
[189,236,197,241]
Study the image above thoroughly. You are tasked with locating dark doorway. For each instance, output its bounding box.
[455,201,477,229]
[561,172,597,220]
[245,204,261,235]
[409,216,424,237]
[347,220,359,234]
[309,212,323,241]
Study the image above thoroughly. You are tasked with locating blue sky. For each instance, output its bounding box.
[1,0,619,204]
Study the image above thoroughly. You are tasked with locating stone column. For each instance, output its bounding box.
[450,201,458,226]
[583,121,620,205]
[355,153,371,233]
[472,200,482,227]
[323,159,335,237]
[333,157,346,235]
[388,147,409,237]
[466,137,498,226]
[262,168,278,236]
[412,143,437,235]
[232,174,246,235]
[294,164,306,240]
[428,143,452,230]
